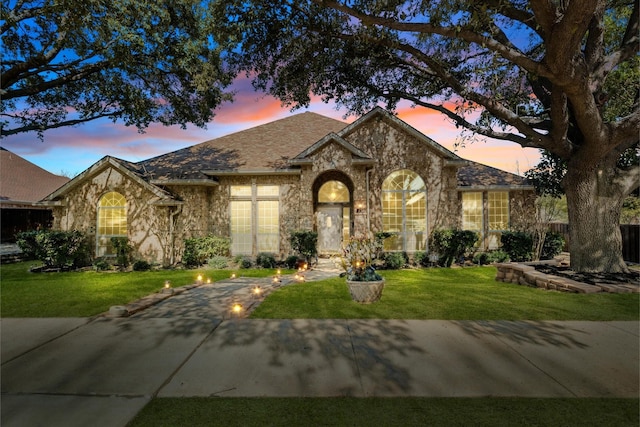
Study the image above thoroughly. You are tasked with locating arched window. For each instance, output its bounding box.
[97,191,127,256]
[318,180,349,203]
[382,170,426,251]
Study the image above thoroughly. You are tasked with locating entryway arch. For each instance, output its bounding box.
[313,171,354,254]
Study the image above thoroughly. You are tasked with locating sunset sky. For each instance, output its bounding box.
[0,77,541,178]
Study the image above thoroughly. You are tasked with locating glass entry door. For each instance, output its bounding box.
[317,206,343,253]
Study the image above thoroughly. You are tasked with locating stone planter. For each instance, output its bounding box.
[347,279,385,303]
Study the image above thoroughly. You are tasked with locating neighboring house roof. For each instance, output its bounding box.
[0,147,69,207]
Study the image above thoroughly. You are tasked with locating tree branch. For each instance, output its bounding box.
[0,112,118,138]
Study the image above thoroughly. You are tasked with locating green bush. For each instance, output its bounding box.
[14,230,39,260]
[501,231,534,262]
[183,235,231,267]
[290,230,317,263]
[239,257,252,269]
[207,256,229,269]
[256,252,276,268]
[429,229,478,267]
[94,259,110,271]
[383,252,407,269]
[132,260,151,271]
[413,251,428,267]
[541,231,565,260]
[111,237,132,268]
[285,255,299,269]
[16,230,91,268]
[473,250,510,265]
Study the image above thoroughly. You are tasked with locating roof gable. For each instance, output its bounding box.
[42,156,177,203]
[339,107,465,163]
[289,132,374,165]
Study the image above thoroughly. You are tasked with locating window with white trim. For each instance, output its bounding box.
[382,169,427,252]
[97,191,127,257]
[230,185,280,255]
[488,191,509,249]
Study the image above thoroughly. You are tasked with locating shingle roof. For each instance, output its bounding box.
[0,147,69,205]
[457,161,531,188]
[135,112,347,180]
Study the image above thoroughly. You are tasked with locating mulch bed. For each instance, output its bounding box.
[533,265,639,287]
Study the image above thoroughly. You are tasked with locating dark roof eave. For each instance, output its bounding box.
[202,169,301,176]
[33,200,67,207]
[457,185,536,191]
[150,179,219,187]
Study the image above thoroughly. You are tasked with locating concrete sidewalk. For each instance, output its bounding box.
[1,262,638,427]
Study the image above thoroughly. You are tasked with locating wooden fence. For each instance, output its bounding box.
[547,223,639,264]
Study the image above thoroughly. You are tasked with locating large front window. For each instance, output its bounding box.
[488,191,509,248]
[462,192,483,244]
[230,185,279,255]
[382,169,426,251]
[97,191,127,256]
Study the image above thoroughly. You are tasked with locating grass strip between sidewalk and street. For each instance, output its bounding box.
[127,397,639,427]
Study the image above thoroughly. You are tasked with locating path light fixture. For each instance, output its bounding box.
[162,280,173,294]
[252,286,263,298]
[196,274,203,285]
[276,269,281,276]
[272,276,280,283]
[230,272,236,279]
[230,302,243,318]
[206,277,212,284]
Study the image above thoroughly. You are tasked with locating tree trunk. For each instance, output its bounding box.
[563,166,628,273]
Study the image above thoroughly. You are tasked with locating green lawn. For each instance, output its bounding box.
[251,267,640,320]
[0,262,282,317]
[128,397,639,427]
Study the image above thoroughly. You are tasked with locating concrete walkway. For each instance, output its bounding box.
[1,260,638,427]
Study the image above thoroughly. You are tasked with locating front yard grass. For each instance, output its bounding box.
[0,262,282,317]
[251,267,639,321]
[128,397,639,427]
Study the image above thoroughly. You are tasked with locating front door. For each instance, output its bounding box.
[317,206,343,254]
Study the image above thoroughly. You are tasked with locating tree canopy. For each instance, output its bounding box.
[1,0,234,137]
[212,0,639,272]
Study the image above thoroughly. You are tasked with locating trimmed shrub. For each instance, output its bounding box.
[430,229,478,267]
[473,250,510,265]
[413,251,428,267]
[541,231,565,260]
[94,259,110,271]
[256,252,276,268]
[111,237,132,268]
[207,256,229,269]
[501,231,534,262]
[290,230,318,263]
[383,251,407,269]
[285,255,299,269]
[239,257,252,269]
[132,260,151,271]
[16,230,91,268]
[183,235,231,267]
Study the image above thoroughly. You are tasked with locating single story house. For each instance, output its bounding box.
[0,147,70,242]
[39,108,535,265]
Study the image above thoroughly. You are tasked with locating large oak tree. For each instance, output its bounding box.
[1,0,234,137]
[212,0,639,273]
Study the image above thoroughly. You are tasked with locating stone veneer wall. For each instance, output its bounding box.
[344,115,460,236]
[52,167,171,264]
